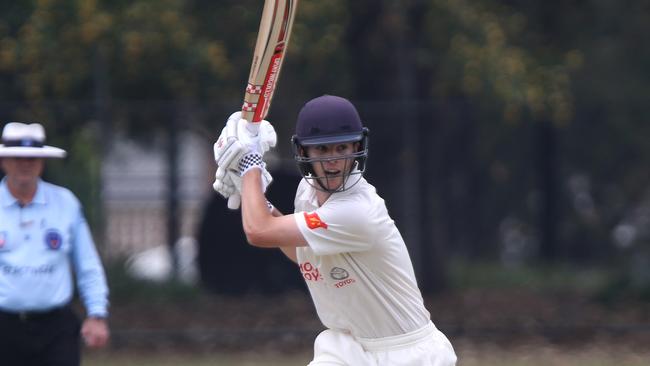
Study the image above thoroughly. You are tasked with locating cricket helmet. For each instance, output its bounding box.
[291,95,369,192]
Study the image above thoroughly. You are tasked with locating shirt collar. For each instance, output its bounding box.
[32,179,47,205]
[0,178,14,207]
[298,179,319,208]
[0,177,47,207]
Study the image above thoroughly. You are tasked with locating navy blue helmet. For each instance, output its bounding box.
[291,95,369,192]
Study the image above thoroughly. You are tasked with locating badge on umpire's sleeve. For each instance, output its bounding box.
[0,231,6,249]
[44,229,63,250]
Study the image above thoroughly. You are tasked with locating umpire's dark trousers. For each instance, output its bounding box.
[0,305,81,366]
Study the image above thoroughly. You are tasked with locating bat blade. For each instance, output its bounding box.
[241,0,298,125]
[228,0,298,210]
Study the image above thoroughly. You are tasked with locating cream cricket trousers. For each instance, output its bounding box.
[307,321,457,366]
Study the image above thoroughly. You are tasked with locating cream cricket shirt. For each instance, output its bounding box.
[294,177,431,339]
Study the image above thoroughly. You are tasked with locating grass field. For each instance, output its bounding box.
[86,350,311,366]
[84,343,650,366]
[90,261,650,365]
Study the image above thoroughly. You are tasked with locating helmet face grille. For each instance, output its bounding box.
[292,130,369,193]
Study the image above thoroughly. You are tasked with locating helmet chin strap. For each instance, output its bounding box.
[313,160,357,193]
[315,179,332,192]
[315,173,348,193]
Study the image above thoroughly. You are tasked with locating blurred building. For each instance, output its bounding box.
[100,130,305,293]
[101,131,212,259]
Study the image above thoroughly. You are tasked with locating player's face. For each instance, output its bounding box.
[306,142,358,191]
[1,157,45,188]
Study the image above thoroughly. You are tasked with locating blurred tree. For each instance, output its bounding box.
[0,0,649,293]
[428,0,576,264]
[343,0,577,289]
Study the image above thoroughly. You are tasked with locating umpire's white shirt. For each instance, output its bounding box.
[294,177,431,339]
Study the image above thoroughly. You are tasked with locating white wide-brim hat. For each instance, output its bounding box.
[0,122,67,158]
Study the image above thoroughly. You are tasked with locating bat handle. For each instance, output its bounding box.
[227,193,241,210]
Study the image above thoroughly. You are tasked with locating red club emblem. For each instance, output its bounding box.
[44,229,63,250]
[304,212,328,230]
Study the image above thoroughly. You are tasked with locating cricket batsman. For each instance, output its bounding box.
[213,95,457,365]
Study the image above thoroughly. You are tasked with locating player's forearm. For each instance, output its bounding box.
[240,168,307,249]
[267,204,298,263]
[279,246,298,263]
[241,168,274,245]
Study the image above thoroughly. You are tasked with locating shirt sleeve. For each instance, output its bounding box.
[294,195,374,256]
[70,201,110,318]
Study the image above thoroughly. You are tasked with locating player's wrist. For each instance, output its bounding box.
[238,152,265,176]
[241,164,264,177]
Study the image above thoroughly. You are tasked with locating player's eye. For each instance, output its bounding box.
[336,144,352,153]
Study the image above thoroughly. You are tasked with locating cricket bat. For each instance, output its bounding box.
[229,0,298,209]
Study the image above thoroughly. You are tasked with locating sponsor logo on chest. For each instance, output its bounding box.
[44,229,63,250]
[299,261,323,282]
[299,262,357,289]
[330,267,356,288]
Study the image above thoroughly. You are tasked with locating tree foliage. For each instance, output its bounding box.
[0,0,649,289]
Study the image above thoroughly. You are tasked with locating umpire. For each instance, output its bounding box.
[0,122,110,365]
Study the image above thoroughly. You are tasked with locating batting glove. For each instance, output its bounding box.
[228,169,272,193]
[235,115,277,156]
[213,112,244,173]
[212,111,277,209]
[213,165,273,198]
[213,112,277,172]
[212,166,273,210]
[212,166,237,199]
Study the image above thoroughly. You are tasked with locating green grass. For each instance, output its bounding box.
[448,260,615,292]
[84,345,650,366]
[457,344,650,366]
[85,350,311,366]
[104,258,627,302]
[91,260,649,366]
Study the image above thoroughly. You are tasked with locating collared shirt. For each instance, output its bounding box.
[0,178,109,317]
[293,177,431,339]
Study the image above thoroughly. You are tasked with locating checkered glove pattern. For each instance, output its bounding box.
[238,152,264,176]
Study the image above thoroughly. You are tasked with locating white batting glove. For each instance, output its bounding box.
[214,167,273,209]
[213,166,273,198]
[212,111,277,209]
[228,169,273,193]
[257,119,277,153]
[213,112,277,172]
[212,166,237,199]
[234,116,277,156]
[213,112,245,173]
